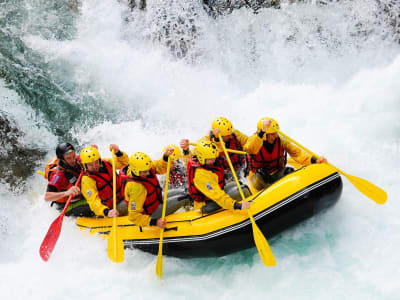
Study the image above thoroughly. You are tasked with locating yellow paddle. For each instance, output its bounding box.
[107,149,124,263]
[156,156,172,278]
[278,130,387,205]
[218,134,276,267]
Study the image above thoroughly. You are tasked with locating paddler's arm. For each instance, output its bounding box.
[152,147,175,174]
[44,171,80,202]
[126,181,155,227]
[81,176,109,217]
[243,133,264,154]
[103,144,129,169]
[151,157,168,175]
[234,129,249,147]
[193,169,249,210]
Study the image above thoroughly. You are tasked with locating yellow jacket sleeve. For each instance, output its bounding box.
[126,181,152,227]
[103,151,129,169]
[193,168,236,210]
[151,158,168,174]
[281,136,313,166]
[81,176,109,217]
[243,134,263,154]
[233,129,248,147]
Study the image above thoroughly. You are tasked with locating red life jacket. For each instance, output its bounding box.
[187,157,225,203]
[84,160,123,208]
[249,136,287,174]
[121,168,163,215]
[46,156,83,203]
[209,131,245,171]
[45,156,82,181]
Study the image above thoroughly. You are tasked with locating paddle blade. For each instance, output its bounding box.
[107,219,124,263]
[39,215,64,261]
[250,217,276,267]
[341,171,388,205]
[155,254,163,278]
[155,232,164,278]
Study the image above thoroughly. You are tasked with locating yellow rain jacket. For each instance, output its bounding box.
[126,158,168,227]
[192,168,237,211]
[81,152,129,217]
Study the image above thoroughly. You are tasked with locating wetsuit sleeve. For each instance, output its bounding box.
[243,133,264,154]
[281,136,313,166]
[193,168,236,210]
[233,129,249,148]
[103,151,129,170]
[81,175,109,217]
[152,158,168,175]
[126,181,152,227]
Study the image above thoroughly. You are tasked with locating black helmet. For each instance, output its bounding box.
[56,143,75,160]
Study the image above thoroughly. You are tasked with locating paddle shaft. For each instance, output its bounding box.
[111,150,117,252]
[156,156,172,278]
[107,150,125,263]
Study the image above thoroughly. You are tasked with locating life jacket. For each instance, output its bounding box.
[249,136,287,174]
[187,157,225,203]
[84,160,123,208]
[46,156,83,203]
[211,131,246,171]
[45,157,82,182]
[121,168,163,215]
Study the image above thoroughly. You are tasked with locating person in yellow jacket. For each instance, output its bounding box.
[182,117,248,174]
[80,144,129,218]
[181,117,250,199]
[187,140,250,214]
[124,148,190,229]
[244,118,327,190]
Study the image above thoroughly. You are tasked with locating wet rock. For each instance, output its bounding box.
[0,113,46,191]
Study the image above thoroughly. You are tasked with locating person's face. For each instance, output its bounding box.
[87,160,100,172]
[266,132,278,144]
[205,158,216,166]
[139,170,150,178]
[222,134,232,143]
[63,151,76,167]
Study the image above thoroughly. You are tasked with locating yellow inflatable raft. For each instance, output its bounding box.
[76,163,342,258]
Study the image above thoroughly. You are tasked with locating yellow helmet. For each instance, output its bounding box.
[129,152,152,176]
[162,145,181,161]
[212,117,233,136]
[196,140,219,164]
[80,147,101,165]
[257,117,280,134]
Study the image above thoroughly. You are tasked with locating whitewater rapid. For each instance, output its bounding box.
[1,0,399,299]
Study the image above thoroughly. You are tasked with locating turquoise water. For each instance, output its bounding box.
[1,0,399,299]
